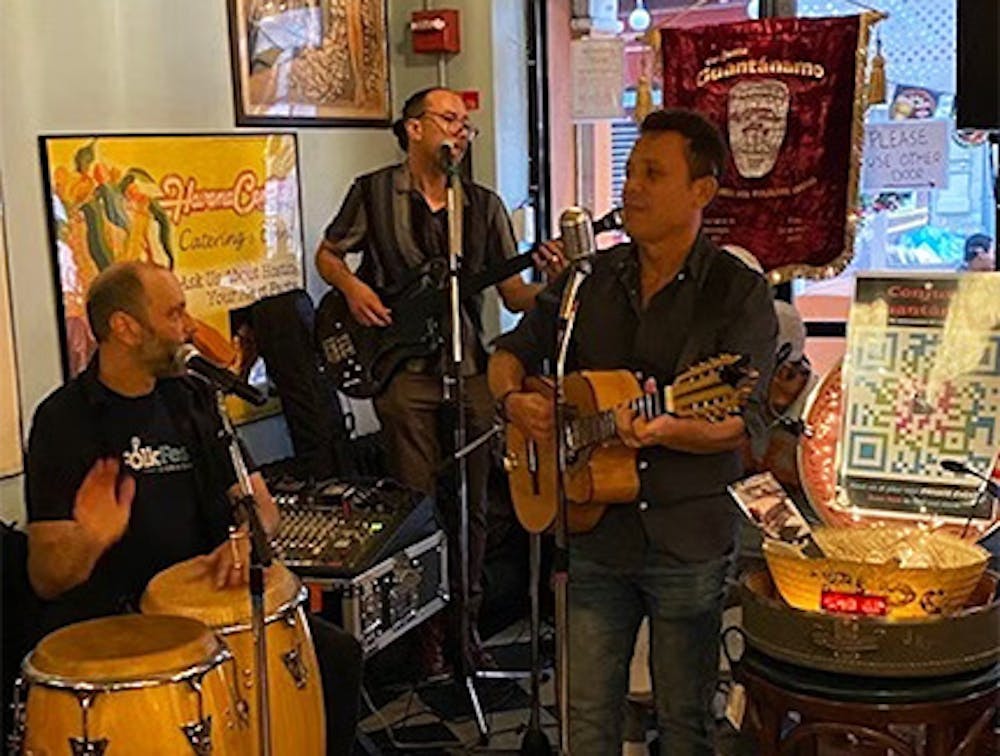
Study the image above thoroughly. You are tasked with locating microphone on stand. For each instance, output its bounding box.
[940,459,1000,498]
[175,344,267,406]
[439,140,459,175]
[559,206,597,263]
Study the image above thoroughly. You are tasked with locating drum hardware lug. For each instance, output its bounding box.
[7,677,26,755]
[282,647,309,690]
[502,451,519,472]
[69,692,107,756]
[70,739,109,756]
[180,717,213,756]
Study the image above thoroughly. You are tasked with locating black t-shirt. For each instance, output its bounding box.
[26,366,236,632]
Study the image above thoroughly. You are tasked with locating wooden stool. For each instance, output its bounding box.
[735,649,998,755]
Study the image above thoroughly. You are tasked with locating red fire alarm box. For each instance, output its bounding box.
[410,9,461,54]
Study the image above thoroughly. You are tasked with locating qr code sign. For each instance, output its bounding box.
[844,328,1000,481]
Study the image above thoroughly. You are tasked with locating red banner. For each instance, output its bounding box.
[662,16,870,282]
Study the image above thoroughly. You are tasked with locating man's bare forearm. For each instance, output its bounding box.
[315,239,358,292]
[28,522,108,600]
[488,349,527,400]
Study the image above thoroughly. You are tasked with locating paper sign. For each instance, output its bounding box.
[571,38,624,120]
[862,119,949,191]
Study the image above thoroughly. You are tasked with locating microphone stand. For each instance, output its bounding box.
[216,391,273,756]
[551,258,592,755]
[442,157,490,744]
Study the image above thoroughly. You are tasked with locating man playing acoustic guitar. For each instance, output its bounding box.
[489,109,777,755]
[316,87,564,676]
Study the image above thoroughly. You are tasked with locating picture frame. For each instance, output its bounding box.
[39,132,307,425]
[227,0,392,127]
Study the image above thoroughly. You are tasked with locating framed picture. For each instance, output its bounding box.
[0,177,23,478]
[39,133,307,424]
[227,0,391,127]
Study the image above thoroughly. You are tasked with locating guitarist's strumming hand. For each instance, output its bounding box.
[504,392,555,443]
[344,278,392,327]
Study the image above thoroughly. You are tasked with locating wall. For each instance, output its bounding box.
[0,0,528,522]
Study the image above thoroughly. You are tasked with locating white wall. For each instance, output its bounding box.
[0,0,528,522]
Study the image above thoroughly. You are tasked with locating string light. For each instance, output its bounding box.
[628,0,652,32]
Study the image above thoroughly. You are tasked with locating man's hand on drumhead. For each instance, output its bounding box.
[73,458,135,550]
[202,532,250,589]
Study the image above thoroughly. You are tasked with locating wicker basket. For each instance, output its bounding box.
[764,526,989,619]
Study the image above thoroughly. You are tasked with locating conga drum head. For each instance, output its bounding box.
[141,556,302,628]
[18,615,246,755]
[27,614,220,683]
[140,557,326,755]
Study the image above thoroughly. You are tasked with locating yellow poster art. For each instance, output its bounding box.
[40,133,305,424]
[0,179,23,477]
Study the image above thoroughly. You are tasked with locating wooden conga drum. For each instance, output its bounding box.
[142,558,325,755]
[14,614,247,755]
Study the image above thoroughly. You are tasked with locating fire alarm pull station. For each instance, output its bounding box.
[410,9,460,54]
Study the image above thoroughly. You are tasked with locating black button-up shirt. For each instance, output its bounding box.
[494,235,777,568]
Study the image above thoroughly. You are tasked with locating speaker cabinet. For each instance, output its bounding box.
[957,0,999,129]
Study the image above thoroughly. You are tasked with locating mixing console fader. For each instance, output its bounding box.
[270,477,437,578]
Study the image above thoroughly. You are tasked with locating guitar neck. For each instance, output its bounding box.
[567,391,667,452]
[460,250,536,297]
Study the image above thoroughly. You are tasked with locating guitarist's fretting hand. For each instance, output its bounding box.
[505,392,555,443]
[615,377,669,449]
[344,278,392,327]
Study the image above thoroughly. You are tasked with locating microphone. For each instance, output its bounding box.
[559,206,596,263]
[439,141,458,174]
[176,344,267,406]
[940,459,1000,498]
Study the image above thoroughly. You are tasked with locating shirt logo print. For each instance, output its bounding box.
[122,436,193,474]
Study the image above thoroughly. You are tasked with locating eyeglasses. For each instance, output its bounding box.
[415,110,480,140]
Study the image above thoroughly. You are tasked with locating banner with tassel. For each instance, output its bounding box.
[661,12,884,284]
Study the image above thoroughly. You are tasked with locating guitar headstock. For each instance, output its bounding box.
[665,353,759,422]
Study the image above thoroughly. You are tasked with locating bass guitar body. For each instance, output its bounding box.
[315,285,444,398]
[504,371,643,535]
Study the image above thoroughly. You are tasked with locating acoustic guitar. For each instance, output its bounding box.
[315,208,622,398]
[503,354,758,534]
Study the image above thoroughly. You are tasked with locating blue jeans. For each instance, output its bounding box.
[568,550,731,756]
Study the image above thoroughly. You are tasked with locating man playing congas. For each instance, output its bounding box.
[24,261,361,755]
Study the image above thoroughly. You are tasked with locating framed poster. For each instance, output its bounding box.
[838,273,1000,520]
[39,133,306,424]
[0,178,22,478]
[227,0,391,127]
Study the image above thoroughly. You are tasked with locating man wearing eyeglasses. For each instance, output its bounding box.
[316,87,565,677]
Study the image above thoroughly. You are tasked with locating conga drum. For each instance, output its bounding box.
[142,558,325,755]
[13,614,248,755]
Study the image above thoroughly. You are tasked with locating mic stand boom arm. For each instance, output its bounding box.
[216,392,273,756]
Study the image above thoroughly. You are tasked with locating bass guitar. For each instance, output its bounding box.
[503,354,758,534]
[315,208,623,398]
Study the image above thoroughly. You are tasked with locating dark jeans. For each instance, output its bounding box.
[568,550,731,756]
[308,614,363,756]
[373,370,493,644]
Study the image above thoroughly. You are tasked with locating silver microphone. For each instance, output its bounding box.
[439,140,458,174]
[175,344,267,406]
[559,206,596,262]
